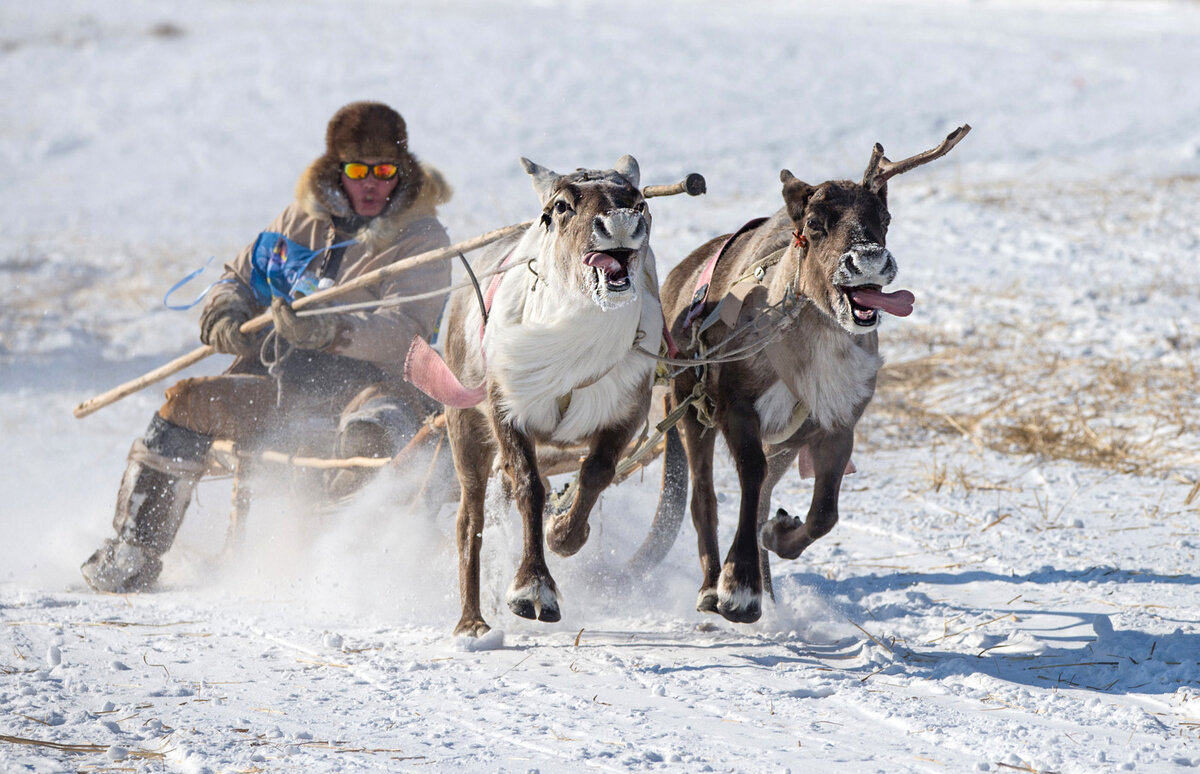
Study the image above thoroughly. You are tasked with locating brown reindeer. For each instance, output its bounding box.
[660,127,970,623]
[441,156,664,638]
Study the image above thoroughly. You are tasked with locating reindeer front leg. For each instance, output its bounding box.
[760,428,853,560]
[754,444,802,602]
[448,407,495,638]
[493,417,561,623]
[546,425,632,557]
[718,399,768,623]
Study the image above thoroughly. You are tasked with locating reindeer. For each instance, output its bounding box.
[659,127,970,624]
[440,156,663,637]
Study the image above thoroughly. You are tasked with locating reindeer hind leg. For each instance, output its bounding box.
[678,407,721,615]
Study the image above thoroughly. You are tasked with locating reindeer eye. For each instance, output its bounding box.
[805,217,824,234]
[554,199,571,215]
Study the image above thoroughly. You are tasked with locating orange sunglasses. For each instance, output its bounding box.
[341,161,399,181]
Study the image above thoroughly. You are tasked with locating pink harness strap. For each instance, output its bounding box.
[404,336,487,408]
[661,323,680,358]
[681,217,769,329]
[479,248,521,340]
[404,248,521,409]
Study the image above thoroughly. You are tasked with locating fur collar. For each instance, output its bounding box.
[295,159,453,252]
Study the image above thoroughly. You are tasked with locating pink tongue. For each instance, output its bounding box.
[847,287,915,317]
[583,251,621,275]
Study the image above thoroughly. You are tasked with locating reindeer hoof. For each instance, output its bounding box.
[721,607,761,624]
[760,508,808,560]
[509,598,537,620]
[546,516,590,557]
[717,567,762,623]
[454,618,491,638]
[506,575,561,623]
[718,597,762,624]
[696,588,719,614]
[508,596,562,622]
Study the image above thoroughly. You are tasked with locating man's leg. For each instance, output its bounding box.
[81,414,212,592]
[81,375,277,592]
[327,384,431,500]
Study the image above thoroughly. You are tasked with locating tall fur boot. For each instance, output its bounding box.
[81,415,212,592]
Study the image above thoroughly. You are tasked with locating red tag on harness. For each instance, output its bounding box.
[793,230,807,249]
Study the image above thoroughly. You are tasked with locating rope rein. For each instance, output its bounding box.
[292,258,534,317]
[293,253,799,378]
[285,242,800,510]
[634,292,801,374]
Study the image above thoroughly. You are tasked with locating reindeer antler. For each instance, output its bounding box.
[862,124,971,191]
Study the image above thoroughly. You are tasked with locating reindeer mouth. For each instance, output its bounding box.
[843,285,915,327]
[583,249,635,292]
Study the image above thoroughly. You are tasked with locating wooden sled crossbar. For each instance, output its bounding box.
[203,403,687,574]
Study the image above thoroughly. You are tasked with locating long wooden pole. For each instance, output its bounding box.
[72,220,532,418]
[73,172,707,419]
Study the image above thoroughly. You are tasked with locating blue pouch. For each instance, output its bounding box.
[248,233,355,305]
[163,234,355,310]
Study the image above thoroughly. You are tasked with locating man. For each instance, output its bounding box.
[82,101,452,593]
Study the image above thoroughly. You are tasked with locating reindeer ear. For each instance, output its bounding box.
[613,155,641,190]
[779,170,814,222]
[521,157,560,204]
[780,169,812,196]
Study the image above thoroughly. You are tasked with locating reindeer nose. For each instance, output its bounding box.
[839,244,896,282]
[592,209,647,250]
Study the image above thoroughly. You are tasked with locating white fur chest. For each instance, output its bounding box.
[484,270,661,442]
[755,324,882,436]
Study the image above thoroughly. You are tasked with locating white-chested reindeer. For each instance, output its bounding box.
[660,127,970,624]
[438,156,664,638]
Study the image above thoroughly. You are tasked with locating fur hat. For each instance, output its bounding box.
[326,101,410,161]
[303,101,426,223]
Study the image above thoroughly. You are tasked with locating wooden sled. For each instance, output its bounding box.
[202,393,688,577]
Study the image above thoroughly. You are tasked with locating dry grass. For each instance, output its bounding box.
[0,733,166,761]
[861,173,1200,490]
[867,317,1199,483]
[953,173,1200,243]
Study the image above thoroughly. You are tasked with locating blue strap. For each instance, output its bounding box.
[163,257,236,311]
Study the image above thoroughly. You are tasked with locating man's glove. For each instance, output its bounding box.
[199,294,258,357]
[271,297,340,351]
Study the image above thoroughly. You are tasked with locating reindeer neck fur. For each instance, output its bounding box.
[754,240,883,432]
[485,226,661,442]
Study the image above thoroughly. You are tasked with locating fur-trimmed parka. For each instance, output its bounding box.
[203,106,453,381]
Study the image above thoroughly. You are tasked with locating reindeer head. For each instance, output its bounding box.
[521,155,650,311]
[779,125,970,334]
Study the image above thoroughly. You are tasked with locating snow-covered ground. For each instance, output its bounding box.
[3,1,1199,771]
